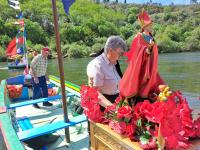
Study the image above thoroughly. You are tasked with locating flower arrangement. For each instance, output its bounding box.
[80,85,200,150]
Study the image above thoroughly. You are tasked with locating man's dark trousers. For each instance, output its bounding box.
[32,76,48,99]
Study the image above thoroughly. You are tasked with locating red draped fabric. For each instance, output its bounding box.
[6,37,24,56]
[119,33,164,98]
[6,37,17,56]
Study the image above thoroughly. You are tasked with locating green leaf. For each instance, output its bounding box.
[124,118,131,124]
[137,119,142,127]
[139,135,149,145]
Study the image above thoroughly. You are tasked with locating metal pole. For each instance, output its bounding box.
[51,0,70,143]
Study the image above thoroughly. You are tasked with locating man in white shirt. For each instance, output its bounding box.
[87,36,126,109]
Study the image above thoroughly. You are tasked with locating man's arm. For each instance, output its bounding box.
[98,91,113,107]
[30,56,39,83]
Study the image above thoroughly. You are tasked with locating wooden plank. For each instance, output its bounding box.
[8,95,62,109]
[17,114,87,141]
[8,93,74,109]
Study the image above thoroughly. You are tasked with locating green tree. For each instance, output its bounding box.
[25,19,48,45]
[185,27,200,51]
[0,35,11,49]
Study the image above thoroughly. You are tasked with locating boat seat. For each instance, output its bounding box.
[17,116,33,131]
[17,117,48,150]
[17,114,87,141]
[8,93,75,109]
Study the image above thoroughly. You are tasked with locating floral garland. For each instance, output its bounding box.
[80,85,200,149]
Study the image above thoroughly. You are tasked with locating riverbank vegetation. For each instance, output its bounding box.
[0,0,200,59]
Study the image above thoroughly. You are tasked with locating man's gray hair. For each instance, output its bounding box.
[104,36,126,54]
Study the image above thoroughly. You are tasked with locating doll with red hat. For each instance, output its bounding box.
[119,9,164,101]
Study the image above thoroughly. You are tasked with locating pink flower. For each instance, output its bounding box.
[109,120,126,134]
[139,138,157,150]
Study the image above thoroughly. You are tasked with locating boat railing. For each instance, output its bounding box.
[0,80,25,150]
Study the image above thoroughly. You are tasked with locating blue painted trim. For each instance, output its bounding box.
[47,83,55,88]
[8,93,74,109]
[17,117,33,131]
[17,114,87,141]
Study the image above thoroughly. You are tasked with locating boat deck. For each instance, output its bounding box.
[15,100,89,150]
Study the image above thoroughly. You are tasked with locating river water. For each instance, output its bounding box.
[0,52,200,114]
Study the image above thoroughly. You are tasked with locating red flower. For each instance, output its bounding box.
[80,85,103,122]
[133,102,143,120]
[104,104,116,114]
[115,95,124,104]
[81,86,200,149]
[165,135,179,150]
[117,106,132,119]
[125,122,135,137]
[84,104,104,122]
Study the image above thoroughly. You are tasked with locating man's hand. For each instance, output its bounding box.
[88,77,94,87]
[98,92,113,107]
[146,48,151,55]
[34,77,39,84]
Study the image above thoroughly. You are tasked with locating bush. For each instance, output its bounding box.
[127,14,136,24]
[90,37,107,53]
[32,44,44,52]
[98,22,119,37]
[0,35,11,49]
[60,23,85,44]
[120,24,134,39]
[91,43,104,53]
[157,35,180,53]
[185,27,200,51]
[67,43,90,58]
[126,35,134,49]
[0,46,5,56]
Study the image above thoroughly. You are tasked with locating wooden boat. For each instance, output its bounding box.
[0,75,87,150]
[3,75,200,150]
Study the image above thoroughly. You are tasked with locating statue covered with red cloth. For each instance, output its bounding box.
[119,9,164,100]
